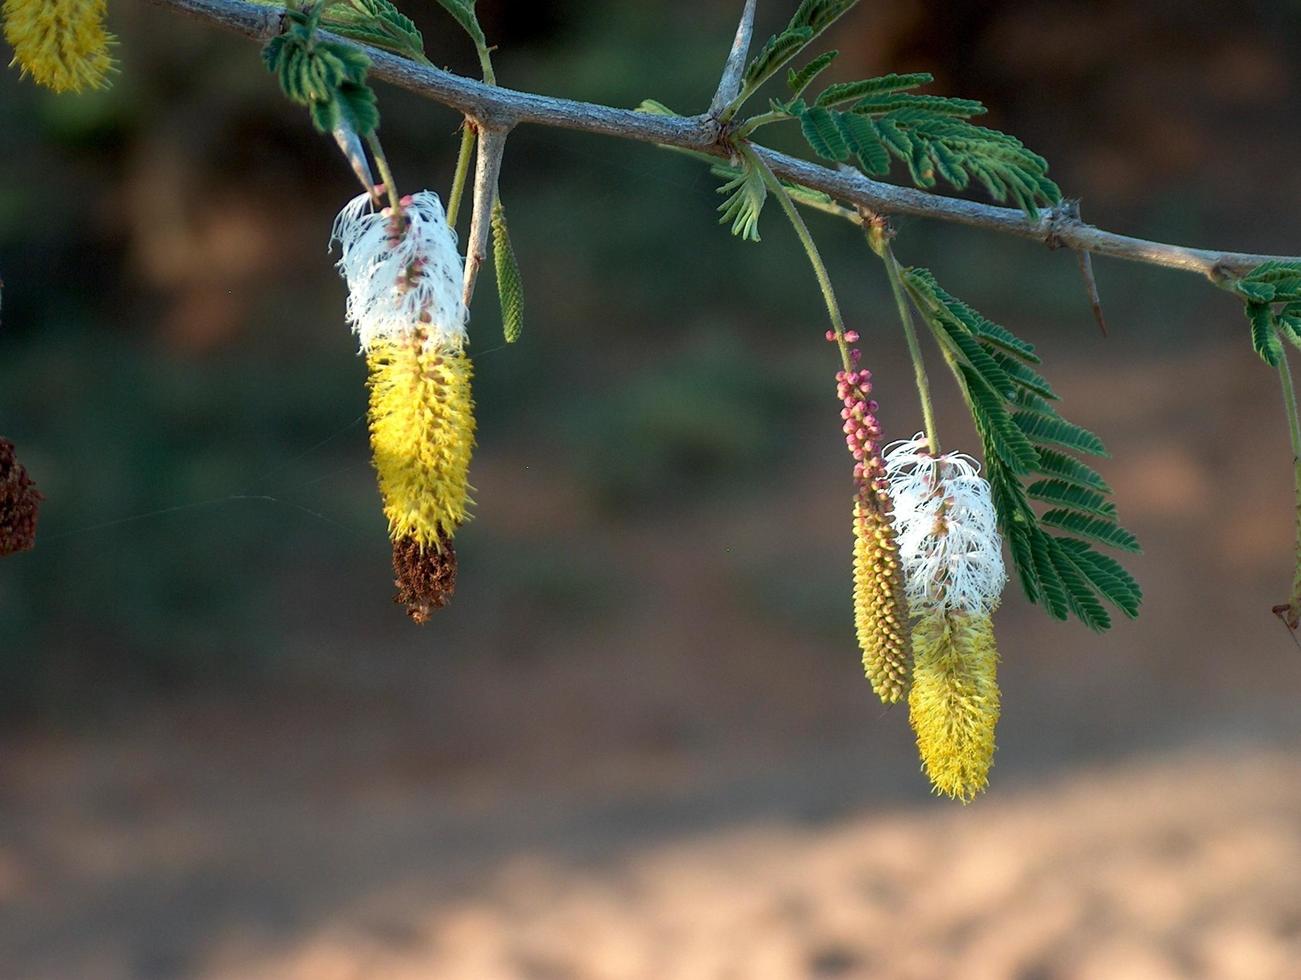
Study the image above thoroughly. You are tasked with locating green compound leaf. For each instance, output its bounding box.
[715,156,768,242]
[1032,447,1112,493]
[1012,411,1109,458]
[799,105,850,161]
[790,0,859,34]
[1023,526,1069,620]
[1026,479,1116,519]
[1239,260,1301,303]
[793,78,1059,216]
[1057,538,1142,618]
[1247,301,1283,367]
[1046,535,1111,631]
[991,350,1057,400]
[787,51,839,98]
[814,72,933,108]
[903,265,1139,629]
[1040,510,1141,553]
[321,0,426,61]
[743,27,815,93]
[956,362,1040,475]
[433,0,486,47]
[835,112,891,175]
[491,199,525,344]
[262,9,380,137]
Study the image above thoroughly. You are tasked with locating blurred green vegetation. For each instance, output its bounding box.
[0,0,1296,717]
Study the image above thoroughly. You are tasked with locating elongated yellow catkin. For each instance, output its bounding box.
[3,0,115,93]
[366,338,475,549]
[853,496,910,703]
[908,610,1000,802]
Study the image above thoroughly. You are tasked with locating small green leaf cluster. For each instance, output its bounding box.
[905,269,1141,631]
[262,5,379,136]
[1235,261,1301,366]
[776,73,1059,217]
[316,0,426,62]
[716,156,768,242]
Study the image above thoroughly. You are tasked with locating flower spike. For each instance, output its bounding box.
[3,0,115,93]
[884,434,1006,616]
[332,190,468,352]
[0,436,41,556]
[334,190,477,620]
[909,610,1001,803]
[832,331,911,703]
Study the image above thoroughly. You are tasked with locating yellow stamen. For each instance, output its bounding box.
[908,610,1000,802]
[4,0,115,93]
[367,338,475,549]
[853,496,911,703]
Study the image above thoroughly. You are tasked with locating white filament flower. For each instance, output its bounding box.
[884,434,1007,615]
[331,190,467,351]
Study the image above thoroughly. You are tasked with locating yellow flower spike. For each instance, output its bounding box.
[908,610,1001,802]
[4,0,115,94]
[853,496,910,703]
[367,336,476,548]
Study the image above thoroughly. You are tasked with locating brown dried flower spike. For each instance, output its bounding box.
[392,534,457,623]
[0,437,42,556]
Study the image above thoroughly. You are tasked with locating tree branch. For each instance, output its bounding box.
[148,0,1300,281]
[709,0,758,119]
[462,126,509,306]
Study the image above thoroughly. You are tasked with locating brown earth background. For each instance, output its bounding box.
[3,1,1301,977]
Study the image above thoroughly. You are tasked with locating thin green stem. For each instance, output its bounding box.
[446,123,476,229]
[752,148,853,373]
[1279,346,1301,461]
[475,44,496,86]
[1275,344,1301,625]
[735,110,789,139]
[879,240,940,454]
[365,132,402,213]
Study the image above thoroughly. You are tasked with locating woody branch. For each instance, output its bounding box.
[149,0,1299,283]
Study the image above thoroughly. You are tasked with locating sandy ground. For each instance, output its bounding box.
[5,341,1301,979]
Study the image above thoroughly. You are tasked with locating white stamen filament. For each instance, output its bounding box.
[884,433,1007,615]
[331,190,468,351]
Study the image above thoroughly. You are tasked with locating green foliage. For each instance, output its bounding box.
[903,266,1141,630]
[491,199,525,344]
[786,51,838,99]
[635,98,679,117]
[813,72,935,108]
[716,156,768,242]
[798,105,849,161]
[433,0,487,48]
[790,0,860,34]
[742,27,814,95]
[737,0,859,106]
[318,0,426,62]
[1237,261,1301,365]
[776,73,1059,216]
[262,5,379,136]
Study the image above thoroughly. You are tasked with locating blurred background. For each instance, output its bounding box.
[3,0,1301,977]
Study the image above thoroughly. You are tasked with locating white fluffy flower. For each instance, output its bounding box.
[331,190,467,351]
[884,434,1007,615]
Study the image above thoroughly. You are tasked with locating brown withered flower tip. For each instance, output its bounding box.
[392,534,457,623]
[0,437,42,557]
